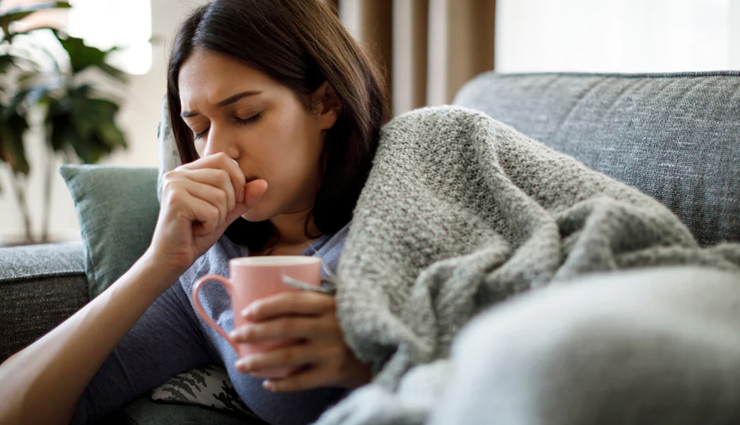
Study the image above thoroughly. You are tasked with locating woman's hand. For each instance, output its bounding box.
[230,291,372,392]
[147,153,268,275]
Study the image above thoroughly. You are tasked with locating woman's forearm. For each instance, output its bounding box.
[0,251,184,425]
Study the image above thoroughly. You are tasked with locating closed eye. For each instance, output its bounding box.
[235,113,261,126]
[192,113,260,140]
[194,128,209,140]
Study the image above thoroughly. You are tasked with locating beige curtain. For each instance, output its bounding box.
[322,0,496,117]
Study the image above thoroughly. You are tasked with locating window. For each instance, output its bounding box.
[0,0,153,75]
[496,0,740,73]
[68,0,153,75]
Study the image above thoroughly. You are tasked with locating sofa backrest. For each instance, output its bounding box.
[453,71,740,247]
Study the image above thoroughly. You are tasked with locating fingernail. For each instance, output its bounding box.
[229,330,238,339]
[241,307,253,319]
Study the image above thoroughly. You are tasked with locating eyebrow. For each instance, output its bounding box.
[180,90,262,118]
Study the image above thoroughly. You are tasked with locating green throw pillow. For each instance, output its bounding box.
[60,165,160,298]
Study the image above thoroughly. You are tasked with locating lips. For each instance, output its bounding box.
[245,176,258,183]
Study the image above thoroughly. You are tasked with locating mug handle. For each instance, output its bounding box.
[192,274,239,352]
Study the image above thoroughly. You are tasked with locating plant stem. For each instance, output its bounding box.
[9,173,33,243]
[41,132,53,243]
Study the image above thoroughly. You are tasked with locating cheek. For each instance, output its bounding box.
[258,110,322,175]
[194,141,205,158]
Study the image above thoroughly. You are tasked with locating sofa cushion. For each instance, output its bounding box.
[0,241,87,362]
[60,165,160,298]
[453,71,740,247]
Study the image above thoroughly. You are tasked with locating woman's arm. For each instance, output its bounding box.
[0,253,182,425]
[0,153,265,425]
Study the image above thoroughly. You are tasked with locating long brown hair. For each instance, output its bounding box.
[167,0,388,251]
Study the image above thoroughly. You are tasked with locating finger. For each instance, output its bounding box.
[179,153,246,203]
[181,168,236,213]
[182,182,228,226]
[230,315,340,343]
[235,342,335,374]
[244,179,268,208]
[262,364,338,392]
[224,198,252,227]
[177,191,222,235]
[241,291,336,321]
[223,179,268,226]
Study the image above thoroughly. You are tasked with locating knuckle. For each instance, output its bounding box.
[310,317,328,334]
[325,317,341,336]
[213,190,227,205]
[215,168,230,182]
[329,344,345,361]
[286,295,302,312]
[243,325,255,339]
[333,348,349,374]
[208,204,221,219]
[276,319,293,335]
[323,296,337,311]
[165,190,183,207]
[162,175,178,192]
[279,348,297,363]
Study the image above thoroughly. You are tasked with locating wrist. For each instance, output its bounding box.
[134,249,189,295]
[141,246,191,273]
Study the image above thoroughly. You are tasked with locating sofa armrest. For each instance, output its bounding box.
[0,241,88,362]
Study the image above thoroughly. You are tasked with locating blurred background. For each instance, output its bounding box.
[0,0,737,245]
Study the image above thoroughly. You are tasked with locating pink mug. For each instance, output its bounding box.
[192,256,324,378]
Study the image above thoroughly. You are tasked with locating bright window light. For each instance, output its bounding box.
[496,0,738,73]
[67,0,152,75]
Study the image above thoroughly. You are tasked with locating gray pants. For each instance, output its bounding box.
[429,267,740,425]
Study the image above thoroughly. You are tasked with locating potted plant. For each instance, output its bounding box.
[0,1,128,245]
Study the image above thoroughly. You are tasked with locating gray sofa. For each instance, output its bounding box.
[2,70,739,424]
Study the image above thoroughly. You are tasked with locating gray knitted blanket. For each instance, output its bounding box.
[314,106,740,425]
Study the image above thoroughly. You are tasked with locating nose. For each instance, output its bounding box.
[202,125,239,159]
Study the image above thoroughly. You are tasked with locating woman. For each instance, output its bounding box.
[0,0,387,424]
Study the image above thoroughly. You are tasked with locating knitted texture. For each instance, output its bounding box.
[315,106,740,425]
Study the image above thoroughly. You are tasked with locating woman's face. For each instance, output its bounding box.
[177,49,339,223]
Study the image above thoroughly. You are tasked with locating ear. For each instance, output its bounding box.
[312,81,343,131]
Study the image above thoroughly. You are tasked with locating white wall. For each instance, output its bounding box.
[0,0,208,244]
[496,0,740,73]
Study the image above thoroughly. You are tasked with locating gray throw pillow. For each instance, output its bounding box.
[60,165,159,298]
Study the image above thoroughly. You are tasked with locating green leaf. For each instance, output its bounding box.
[0,109,30,175]
[53,31,126,81]
[49,92,126,163]
[0,54,16,72]
[48,113,68,152]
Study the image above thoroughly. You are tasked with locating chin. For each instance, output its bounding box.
[241,204,272,223]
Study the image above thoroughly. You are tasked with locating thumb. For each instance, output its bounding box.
[224,180,268,225]
[245,179,268,208]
